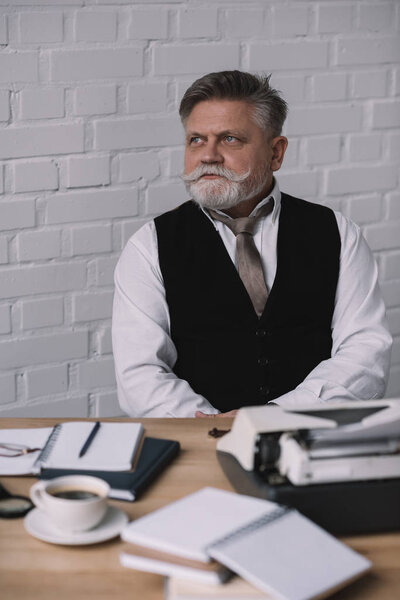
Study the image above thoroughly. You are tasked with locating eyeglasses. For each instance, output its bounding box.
[0,443,42,457]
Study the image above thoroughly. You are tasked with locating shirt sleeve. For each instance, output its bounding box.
[272,212,393,408]
[112,221,220,417]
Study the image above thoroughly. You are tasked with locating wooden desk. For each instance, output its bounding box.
[1,418,399,600]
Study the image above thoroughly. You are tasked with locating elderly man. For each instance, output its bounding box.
[112,70,392,418]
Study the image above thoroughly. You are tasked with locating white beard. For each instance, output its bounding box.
[182,164,269,210]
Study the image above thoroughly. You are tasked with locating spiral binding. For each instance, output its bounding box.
[207,506,291,552]
[33,424,62,471]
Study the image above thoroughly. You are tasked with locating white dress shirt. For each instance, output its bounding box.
[112,181,392,417]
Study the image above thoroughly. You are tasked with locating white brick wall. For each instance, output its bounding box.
[0,0,399,417]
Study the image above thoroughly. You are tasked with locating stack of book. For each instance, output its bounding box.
[120,487,371,600]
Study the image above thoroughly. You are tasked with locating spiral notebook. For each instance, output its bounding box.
[121,488,371,600]
[0,421,144,475]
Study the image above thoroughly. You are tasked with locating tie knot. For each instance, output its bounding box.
[209,198,273,238]
[229,217,257,236]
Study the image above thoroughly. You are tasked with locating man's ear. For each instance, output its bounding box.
[270,136,288,172]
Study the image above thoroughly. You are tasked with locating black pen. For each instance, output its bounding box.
[79,421,101,458]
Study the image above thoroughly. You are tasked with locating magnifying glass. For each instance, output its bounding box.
[0,482,34,519]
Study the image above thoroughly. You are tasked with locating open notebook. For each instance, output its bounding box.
[121,487,371,600]
[0,421,144,475]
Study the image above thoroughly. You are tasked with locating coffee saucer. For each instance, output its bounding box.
[24,505,129,545]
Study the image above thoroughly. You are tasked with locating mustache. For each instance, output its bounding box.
[181,164,251,184]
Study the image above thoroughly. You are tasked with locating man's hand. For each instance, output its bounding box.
[195,410,238,418]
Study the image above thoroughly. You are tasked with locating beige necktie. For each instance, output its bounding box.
[210,200,273,318]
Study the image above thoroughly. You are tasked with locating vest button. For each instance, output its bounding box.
[258,385,269,397]
[256,329,268,338]
[257,357,269,366]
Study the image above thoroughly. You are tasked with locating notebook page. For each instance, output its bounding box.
[209,510,371,600]
[0,428,53,475]
[41,421,144,471]
[121,487,277,562]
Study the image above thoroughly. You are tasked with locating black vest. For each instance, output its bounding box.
[155,194,341,412]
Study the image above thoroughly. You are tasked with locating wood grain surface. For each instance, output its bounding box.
[0,418,399,600]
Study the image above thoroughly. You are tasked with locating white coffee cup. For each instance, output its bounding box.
[30,475,110,532]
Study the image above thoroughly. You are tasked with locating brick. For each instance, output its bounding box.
[77,357,116,389]
[364,222,400,251]
[19,88,64,120]
[94,255,118,286]
[178,8,218,38]
[50,48,143,81]
[0,90,9,121]
[387,193,400,219]
[0,200,35,231]
[0,123,84,159]
[249,41,328,71]
[277,172,318,199]
[154,44,239,75]
[119,151,159,182]
[121,219,149,246]
[383,251,400,279]
[0,262,86,300]
[146,182,187,215]
[347,195,382,225]
[16,230,61,261]
[225,9,264,38]
[280,139,298,169]
[94,116,182,150]
[21,297,64,329]
[98,326,112,355]
[386,365,400,398]
[287,106,362,136]
[352,70,387,98]
[305,136,341,165]
[0,304,10,334]
[13,159,58,193]
[272,6,309,37]
[358,3,394,32]
[0,396,88,419]
[127,82,168,114]
[75,10,117,42]
[348,133,382,162]
[0,330,88,369]
[388,133,400,160]
[270,74,305,103]
[73,85,116,116]
[0,237,7,263]
[312,73,347,102]
[26,364,68,399]
[372,100,400,129]
[336,37,400,66]
[327,165,398,195]
[391,337,400,365]
[73,290,113,323]
[0,373,15,406]
[394,68,400,96]
[71,224,112,256]
[381,281,400,309]
[0,14,7,44]
[94,391,126,418]
[318,4,353,33]
[46,189,138,224]
[167,148,184,176]
[0,52,38,83]
[0,164,3,193]
[65,155,110,188]
[19,12,63,43]
[129,9,168,39]
[387,308,400,336]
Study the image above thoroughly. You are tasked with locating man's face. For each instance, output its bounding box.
[182,99,276,210]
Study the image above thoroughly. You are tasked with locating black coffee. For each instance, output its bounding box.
[50,489,100,500]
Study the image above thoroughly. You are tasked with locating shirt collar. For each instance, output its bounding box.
[200,178,281,226]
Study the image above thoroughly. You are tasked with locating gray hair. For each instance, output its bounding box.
[179,70,288,138]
